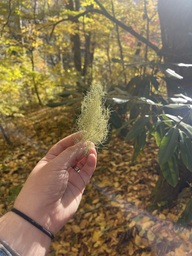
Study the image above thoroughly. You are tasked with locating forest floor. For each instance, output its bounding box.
[1,106,192,256]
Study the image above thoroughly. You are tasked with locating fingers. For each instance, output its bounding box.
[52,141,96,171]
[76,150,97,175]
[80,153,97,179]
[68,152,97,192]
[44,132,83,160]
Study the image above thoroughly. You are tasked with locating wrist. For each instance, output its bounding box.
[14,197,53,234]
[11,208,54,240]
[0,212,51,256]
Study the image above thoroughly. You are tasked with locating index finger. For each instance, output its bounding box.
[44,132,83,160]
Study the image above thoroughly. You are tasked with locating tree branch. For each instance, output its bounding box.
[49,2,161,56]
[94,0,161,55]
[111,0,127,83]
[49,10,93,39]
[1,0,12,36]
[0,122,12,145]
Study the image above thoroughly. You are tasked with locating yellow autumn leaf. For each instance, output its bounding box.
[92,230,102,242]
[71,225,81,233]
[79,219,88,229]
[174,247,187,256]
[147,231,156,242]
[142,220,154,229]
[134,235,144,247]
[128,242,135,256]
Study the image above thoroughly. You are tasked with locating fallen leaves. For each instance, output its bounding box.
[1,107,192,255]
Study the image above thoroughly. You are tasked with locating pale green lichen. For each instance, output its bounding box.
[76,84,110,147]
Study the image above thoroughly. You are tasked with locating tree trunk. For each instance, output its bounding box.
[67,1,95,90]
[111,0,127,84]
[151,166,192,208]
[158,0,192,96]
[67,0,82,89]
[151,0,192,207]
[82,32,95,86]
[30,51,42,105]
[0,123,12,145]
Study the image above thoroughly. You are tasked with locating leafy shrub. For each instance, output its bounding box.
[108,74,192,223]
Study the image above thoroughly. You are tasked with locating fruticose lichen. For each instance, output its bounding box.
[76,84,110,147]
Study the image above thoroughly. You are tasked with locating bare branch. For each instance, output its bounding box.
[49,10,92,39]
[49,1,161,56]
[94,0,161,55]
[111,0,127,83]
[1,0,12,36]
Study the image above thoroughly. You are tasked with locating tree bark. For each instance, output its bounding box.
[158,0,192,96]
[67,1,96,89]
[111,0,127,84]
[94,0,160,55]
[67,0,82,74]
[151,166,192,208]
[0,123,12,145]
[82,32,94,86]
[30,50,42,106]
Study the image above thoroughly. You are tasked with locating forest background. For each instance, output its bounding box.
[1,0,192,255]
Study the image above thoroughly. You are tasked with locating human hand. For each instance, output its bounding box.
[14,132,97,235]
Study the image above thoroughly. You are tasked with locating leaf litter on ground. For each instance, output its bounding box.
[0,106,192,255]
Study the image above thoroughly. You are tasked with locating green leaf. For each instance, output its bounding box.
[164,104,189,110]
[161,156,179,187]
[165,68,183,79]
[161,114,174,127]
[132,130,147,161]
[154,131,161,147]
[154,119,166,146]
[179,122,192,138]
[179,131,192,172]
[158,127,179,164]
[164,114,182,123]
[125,116,149,141]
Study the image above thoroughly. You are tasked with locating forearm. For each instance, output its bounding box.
[0,212,51,256]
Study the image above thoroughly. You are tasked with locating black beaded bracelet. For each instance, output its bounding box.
[11,208,54,240]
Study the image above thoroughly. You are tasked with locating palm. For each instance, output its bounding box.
[40,133,97,233]
[14,133,97,235]
[49,151,96,233]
